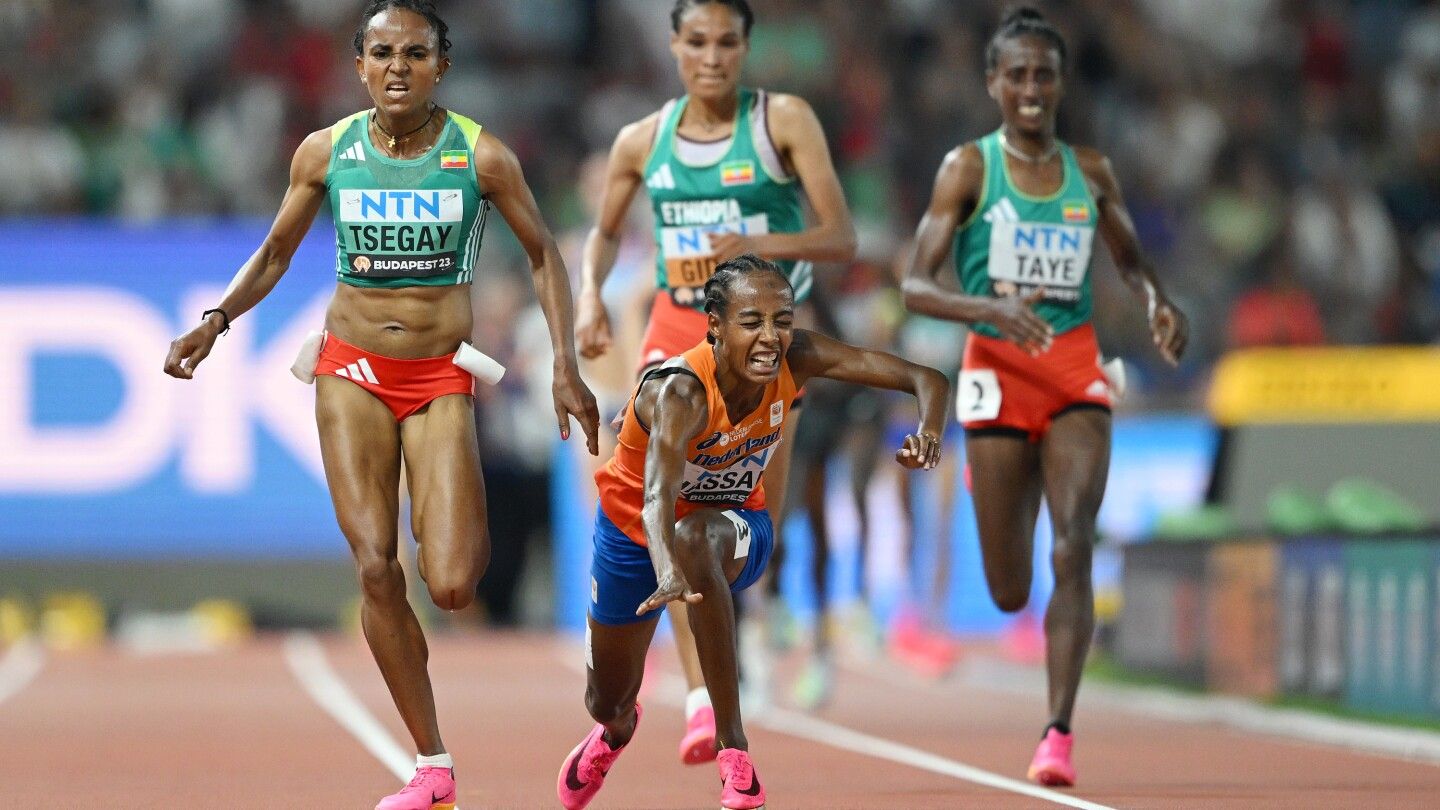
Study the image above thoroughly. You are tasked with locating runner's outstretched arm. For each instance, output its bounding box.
[786,329,949,470]
[635,373,711,614]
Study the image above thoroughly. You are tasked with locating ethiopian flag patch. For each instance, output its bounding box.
[440,150,469,170]
[720,159,755,187]
[1062,200,1090,223]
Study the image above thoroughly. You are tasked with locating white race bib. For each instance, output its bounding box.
[679,439,777,505]
[338,189,463,223]
[988,221,1094,291]
[957,369,1002,423]
[659,213,770,290]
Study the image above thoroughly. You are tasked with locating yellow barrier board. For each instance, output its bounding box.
[1209,347,1440,425]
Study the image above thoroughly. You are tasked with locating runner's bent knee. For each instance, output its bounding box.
[427,579,475,612]
[983,549,1033,612]
[415,525,486,610]
[990,582,1030,613]
[1050,535,1094,584]
[585,682,636,726]
[673,516,721,575]
[355,552,406,604]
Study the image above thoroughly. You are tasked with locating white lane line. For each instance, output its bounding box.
[0,638,44,706]
[552,642,1116,809]
[946,656,1440,767]
[282,632,412,781]
[755,707,1119,810]
[1092,687,1440,766]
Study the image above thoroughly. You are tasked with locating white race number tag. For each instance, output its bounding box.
[957,369,1002,423]
[721,511,752,560]
[987,221,1094,289]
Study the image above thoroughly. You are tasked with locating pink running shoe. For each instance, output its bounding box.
[717,748,767,809]
[889,612,961,679]
[1001,612,1047,666]
[1027,727,1076,787]
[679,704,717,764]
[374,766,455,810]
[557,703,642,810]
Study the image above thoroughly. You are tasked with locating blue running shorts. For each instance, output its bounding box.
[589,503,774,626]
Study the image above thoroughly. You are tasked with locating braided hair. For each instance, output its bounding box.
[985,6,1067,72]
[354,0,451,56]
[702,254,792,343]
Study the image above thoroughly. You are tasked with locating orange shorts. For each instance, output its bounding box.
[636,293,708,373]
[316,332,474,421]
[957,322,1111,441]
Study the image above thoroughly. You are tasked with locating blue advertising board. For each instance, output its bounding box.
[551,416,1216,633]
[0,220,344,557]
[1278,539,1346,699]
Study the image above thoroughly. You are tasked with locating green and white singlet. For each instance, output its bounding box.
[953,130,1099,338]
[643,87,810,309]
[326,110,490,288]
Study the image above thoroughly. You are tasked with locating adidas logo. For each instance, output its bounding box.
[333,357,379,384]
[646,163,675,190]
[339,142,366,162]
[983,198,1020,224]
[1085,379,1109,398]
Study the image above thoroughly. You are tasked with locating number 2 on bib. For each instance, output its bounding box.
[957,369,1002,423]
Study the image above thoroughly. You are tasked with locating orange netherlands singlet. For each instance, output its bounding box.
[596,342,798,547]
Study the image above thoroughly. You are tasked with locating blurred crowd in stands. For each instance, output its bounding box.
[4,0,1439,400]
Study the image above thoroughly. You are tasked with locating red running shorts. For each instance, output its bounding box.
[957,322,1111,441]
[315,332,474,421]
[636,293,709,373]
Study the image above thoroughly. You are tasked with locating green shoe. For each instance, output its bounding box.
[791,655,834,711]
[766,600,800,652]
[1266,485,1334,535]
[1326,479,1427,535]
[1153,504,1236,540]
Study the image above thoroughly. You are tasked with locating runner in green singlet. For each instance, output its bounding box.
[902,7,1188,789]
[572,0,856,764]
[164,4,599,808]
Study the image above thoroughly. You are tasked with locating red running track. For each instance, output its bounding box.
[0,631,1436,808]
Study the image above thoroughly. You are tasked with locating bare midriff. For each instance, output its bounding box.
[325,282,472,359]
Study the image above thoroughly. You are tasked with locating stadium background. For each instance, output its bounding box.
[2,1,1440,800]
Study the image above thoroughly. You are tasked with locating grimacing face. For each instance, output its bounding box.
[671,3,749,103]
[987,35,1064,138]
[355,8,449,120]
[709,274,794,387]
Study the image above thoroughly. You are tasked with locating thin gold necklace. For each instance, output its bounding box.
[372,104,437,150]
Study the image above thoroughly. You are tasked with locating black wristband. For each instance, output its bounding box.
[201,308,231,335]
